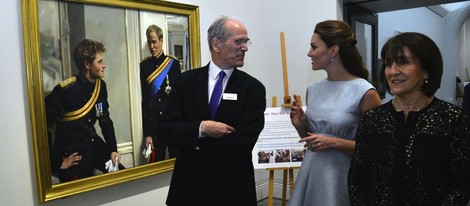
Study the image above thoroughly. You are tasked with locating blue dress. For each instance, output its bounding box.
[288,78,374,206]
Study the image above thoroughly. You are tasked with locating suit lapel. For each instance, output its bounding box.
[193,65,211,118]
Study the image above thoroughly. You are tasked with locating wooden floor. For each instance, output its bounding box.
[257,198,284,206]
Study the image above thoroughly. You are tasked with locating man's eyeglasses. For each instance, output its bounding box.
[234,38,251,46]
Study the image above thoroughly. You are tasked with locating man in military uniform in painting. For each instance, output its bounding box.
[45,39,122,183]
[140,24,181,162]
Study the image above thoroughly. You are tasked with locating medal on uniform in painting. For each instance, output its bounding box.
[95,102,103,117]
[165,74,172,95]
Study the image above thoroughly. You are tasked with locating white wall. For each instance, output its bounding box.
[180,0,338,105]
[0,0,36,205]
[461,21,470,83]
[0,0,339,205]
[378,8,445,47]
[442,4,470,104]
[266,0,337,105]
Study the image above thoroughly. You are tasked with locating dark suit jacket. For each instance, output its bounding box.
[157,63,266,206]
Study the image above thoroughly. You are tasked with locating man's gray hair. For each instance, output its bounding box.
[207,16,235,51]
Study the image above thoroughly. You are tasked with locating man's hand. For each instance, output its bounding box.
[201,120,235,138]
[145,136,154,149]
[111,152,120,166]
[60,152,82,170]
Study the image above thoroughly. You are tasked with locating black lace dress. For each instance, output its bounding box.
[349,98,470,206]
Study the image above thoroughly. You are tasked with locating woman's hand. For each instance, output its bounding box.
[299,132,336,152]
[300,132,356,155]
[290,97,306,129]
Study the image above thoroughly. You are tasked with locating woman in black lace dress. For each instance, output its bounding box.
[348,32,470,205]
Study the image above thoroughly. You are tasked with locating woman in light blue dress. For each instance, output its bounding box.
[288,20,382,206]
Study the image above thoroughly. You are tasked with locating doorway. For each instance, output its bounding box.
[344,0,470,103]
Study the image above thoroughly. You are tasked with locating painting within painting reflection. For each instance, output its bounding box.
[38,0,190,184]
[45,39,126,183]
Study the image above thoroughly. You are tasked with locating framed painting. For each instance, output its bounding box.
[21,0,200,202]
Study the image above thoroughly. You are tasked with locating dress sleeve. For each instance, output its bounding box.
[444,112,470,204]
[348,111,371,206]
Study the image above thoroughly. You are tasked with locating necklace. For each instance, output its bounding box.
[392,96,433,112]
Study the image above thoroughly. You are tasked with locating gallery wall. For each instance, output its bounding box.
[1,0,468,205]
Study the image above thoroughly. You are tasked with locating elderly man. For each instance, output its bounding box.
[157,17,266,206]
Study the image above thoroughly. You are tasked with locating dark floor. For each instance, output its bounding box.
[257,197,284,206]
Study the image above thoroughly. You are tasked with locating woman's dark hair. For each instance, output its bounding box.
[380,32,442,96]
[314,20,368,80]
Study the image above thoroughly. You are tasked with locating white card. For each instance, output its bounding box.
[222,93,237,100]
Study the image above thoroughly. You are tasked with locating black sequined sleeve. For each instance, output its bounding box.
[348,110,372,206]
[444,112,470,205]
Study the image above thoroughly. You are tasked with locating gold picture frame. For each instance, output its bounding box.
[21,0,200,202]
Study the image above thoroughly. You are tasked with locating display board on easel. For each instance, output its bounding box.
[252,106,304,169]
[252,31,304,169]
[251,32,303,206]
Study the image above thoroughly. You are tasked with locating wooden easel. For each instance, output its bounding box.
[266,166,299,206]
[266,32,301,206]
[280,32,291,108]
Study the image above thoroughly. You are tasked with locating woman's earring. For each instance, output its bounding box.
[330,58,334,62]
[424,79,429,84]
